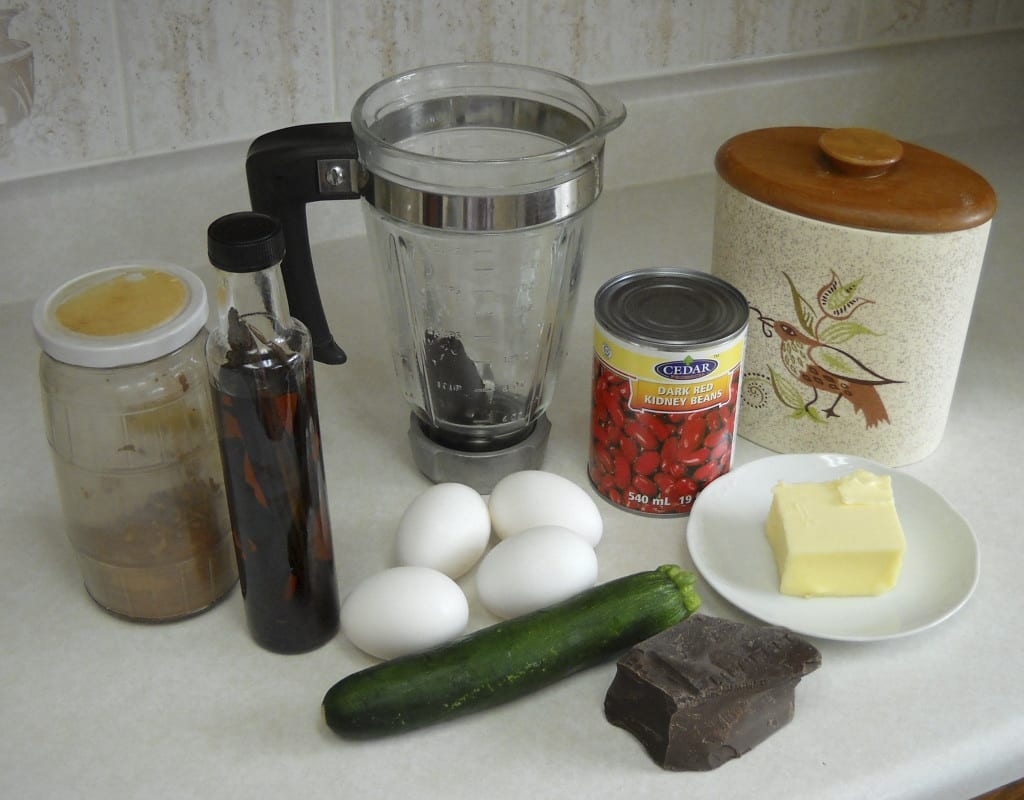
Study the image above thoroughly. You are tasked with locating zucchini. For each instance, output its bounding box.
[323,564,700,738]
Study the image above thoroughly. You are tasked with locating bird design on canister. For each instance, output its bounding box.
[747,270,902,428]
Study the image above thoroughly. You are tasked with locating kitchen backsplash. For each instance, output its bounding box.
[2,0,1023,179]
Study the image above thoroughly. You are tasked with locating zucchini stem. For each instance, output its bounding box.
[658,564,702,616]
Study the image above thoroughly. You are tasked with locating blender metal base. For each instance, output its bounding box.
[407,413,552,494]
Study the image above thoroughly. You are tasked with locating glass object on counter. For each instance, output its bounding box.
[245,62,626,492]
[206,211,340,654]
[32,263,238,622]
[0,8,34,153]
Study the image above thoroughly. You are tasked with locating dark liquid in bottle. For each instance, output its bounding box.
[212,358,339,653]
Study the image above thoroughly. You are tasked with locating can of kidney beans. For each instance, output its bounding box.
[588,268,749,515]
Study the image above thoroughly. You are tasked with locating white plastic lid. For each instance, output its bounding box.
[32,262,209,368]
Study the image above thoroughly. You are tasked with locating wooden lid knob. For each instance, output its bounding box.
[819,127,904,178]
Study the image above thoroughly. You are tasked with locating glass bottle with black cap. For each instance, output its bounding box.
[206,211,340,653]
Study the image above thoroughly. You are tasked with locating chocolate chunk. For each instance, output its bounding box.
[604,614,821,771]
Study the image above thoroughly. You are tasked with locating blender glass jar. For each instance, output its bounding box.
[245,62,625,491]
[33,263,237,621]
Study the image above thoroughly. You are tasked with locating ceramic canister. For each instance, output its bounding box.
[711,127,996,465]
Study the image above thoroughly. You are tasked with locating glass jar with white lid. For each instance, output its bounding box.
[33,262,237,621]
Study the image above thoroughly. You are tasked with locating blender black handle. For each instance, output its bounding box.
[245,122,362,365]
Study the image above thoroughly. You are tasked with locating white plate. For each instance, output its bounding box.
[686,453,980,642]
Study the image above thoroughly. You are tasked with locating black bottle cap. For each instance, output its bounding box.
[207,211,286,272]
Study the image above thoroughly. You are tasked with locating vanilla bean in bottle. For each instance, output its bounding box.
[206,212,340,653]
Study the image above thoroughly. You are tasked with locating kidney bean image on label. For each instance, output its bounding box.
[587,269,748,516]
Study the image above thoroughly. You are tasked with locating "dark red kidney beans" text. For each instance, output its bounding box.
[587,359,741,515]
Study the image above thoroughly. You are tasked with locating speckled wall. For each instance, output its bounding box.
[1,0,1022,181]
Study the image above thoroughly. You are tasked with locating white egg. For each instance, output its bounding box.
[395,482,491,578]
[488,470,604,547]
[341,566,469,660]
[476,525,599,619]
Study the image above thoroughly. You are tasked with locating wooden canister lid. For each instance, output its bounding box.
[714,126,997,233]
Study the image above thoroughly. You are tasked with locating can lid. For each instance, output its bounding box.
[595,268,749,349]
[32,262,209,368]
[715,126,997,233]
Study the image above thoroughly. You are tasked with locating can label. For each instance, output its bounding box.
[588,328,746,515]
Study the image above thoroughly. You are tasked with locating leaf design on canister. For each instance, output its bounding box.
[783,272,817,336]
[819,321,880,345]
[817,271,874,319]
[768,367,806,410]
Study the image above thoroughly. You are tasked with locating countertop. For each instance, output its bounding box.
[1,126,1021,800]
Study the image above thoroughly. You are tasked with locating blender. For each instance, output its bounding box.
[245,62,625,492]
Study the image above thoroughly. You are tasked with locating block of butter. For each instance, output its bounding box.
[765,469,906,597]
